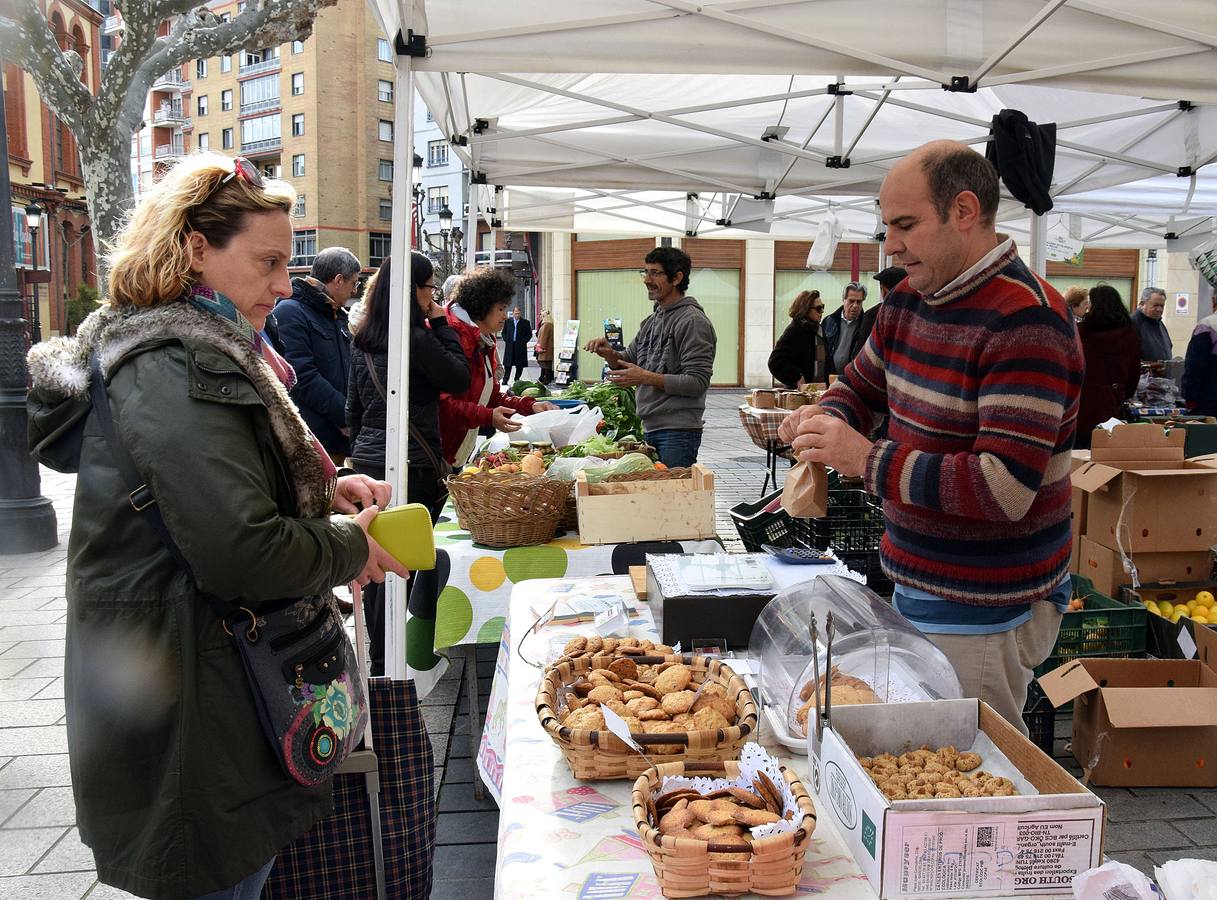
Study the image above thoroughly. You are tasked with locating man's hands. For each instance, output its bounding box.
[584,337,612,356]
[605,361,661,388]
[531,400,558,412]
[492,407,522,432]
[351,505,409,587]
[778,405,874,478]
[333,473,392,514]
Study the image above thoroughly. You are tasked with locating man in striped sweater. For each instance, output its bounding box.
[780,141,1084,731]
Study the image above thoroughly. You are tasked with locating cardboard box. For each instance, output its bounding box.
[575,464,716,544]
[644,556,773,650]
[811,699,1105,899]
[1146,416,1217,458]
[1039,624,1217,787]
[1071,426,1217,553]
[1069,450,1090,574]
[1119,580,1217,660]
[1077,536,1212,597]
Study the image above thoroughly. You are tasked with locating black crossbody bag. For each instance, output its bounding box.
[363,352,451,502]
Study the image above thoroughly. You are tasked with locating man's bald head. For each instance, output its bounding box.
[890,141,1001,228]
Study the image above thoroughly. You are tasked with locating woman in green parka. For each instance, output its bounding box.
[26,153,407,899]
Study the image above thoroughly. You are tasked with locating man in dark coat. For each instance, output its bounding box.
[822,281,879,374]
[271,247,361,460]
[501,306,532,385]
[1131,286,1173,361]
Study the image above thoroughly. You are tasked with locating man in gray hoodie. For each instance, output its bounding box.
[585,246,717,467]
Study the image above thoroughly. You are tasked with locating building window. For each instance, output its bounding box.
[293,195,306,217]
[378,120,393,142]
[240,73,279,113]
[292,229,316,267]
[240,113,281,150]
[377,38,391,62]
[291,113,305,136]
[379,198,393,220]
[222,128,233,149]
[197,94,208,116]
[425,109,434,122]
[427,140,448,167]
[291,72,304,95]
[427,185,449,214]
[241,48,279,69]
[198,132,209,151]
[220,54,231,73]
[292,40,304,54]
[369,232,391,267]
[237,0,247,11]
[377,159,393,181]
[262,163,281,178]
[292,153,305,176]
[220,12,230,22]
[221,89,232,111]
[195,59,207,79]
[377,79,393,103]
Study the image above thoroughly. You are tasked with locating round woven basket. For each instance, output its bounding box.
[446,472,570,548]
[631,760,817,898]
[536,654,758,781]
[603,467,692,483]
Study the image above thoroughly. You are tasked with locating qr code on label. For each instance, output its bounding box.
[975,826,994,848]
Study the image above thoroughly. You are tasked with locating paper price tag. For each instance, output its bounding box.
[601,703,645,754]
[1177,625,1198,660]
[671,642,681,655]
[593,600,629,635]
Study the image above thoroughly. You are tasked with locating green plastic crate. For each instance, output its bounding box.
[1033,574,1149,678]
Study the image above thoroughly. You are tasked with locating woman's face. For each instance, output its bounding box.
[478,301,510,336]
[188,209,293,330]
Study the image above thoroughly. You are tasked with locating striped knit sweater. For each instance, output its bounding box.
[819,243,1084,607]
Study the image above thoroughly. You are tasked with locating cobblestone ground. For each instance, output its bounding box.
[2,389,1213,898]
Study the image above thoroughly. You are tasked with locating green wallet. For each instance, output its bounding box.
[365,504,436,571]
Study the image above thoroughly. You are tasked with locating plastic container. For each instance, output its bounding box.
[789,489,884,553]
[729,489,798,552]
[1034,574,1148,676]
[748,575,962,754]
[1022,680,1056,757]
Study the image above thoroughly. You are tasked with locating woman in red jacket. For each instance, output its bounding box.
[439,267,556,464]
[1076,284,1142,449]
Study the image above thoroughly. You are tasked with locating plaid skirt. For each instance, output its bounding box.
[264,678,437,898]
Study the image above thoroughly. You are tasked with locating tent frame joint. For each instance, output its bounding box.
[754,191,775,200]
[715,218,732,226]
[394,28,426,58]
[826,82,853,96]
[473,118,492,134]
[826,155,851,169]
[1178,166,1195,177]
[1177,100,1194,112]
[471,171,488,184]
[943,75,976,93]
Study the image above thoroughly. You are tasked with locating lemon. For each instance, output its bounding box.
[1187,600,1199,612]
[1196,591,1215,609]
[1174,604,1191,616]
[1145,601,1163,616]
[1159,600,1176,617]
[1192,615,1209,625]
[1170,610,1186,623]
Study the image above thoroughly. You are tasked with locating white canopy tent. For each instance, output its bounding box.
[368,0,1217,680]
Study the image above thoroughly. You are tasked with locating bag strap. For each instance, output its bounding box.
[363,351,449,476]
[88,353,241,622]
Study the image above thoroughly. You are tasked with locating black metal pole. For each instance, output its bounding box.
[0,56,58,552]
[28,226,40,345]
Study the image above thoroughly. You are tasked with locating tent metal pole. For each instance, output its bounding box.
[1057,103,1180,130]
[1066,0,1217,50]
[1054,138,1179,175]
[466,178,477,270]
[1050,111,1184,196]
[843,75,900,159]
[833,76,845,157]
[1029,214,1047,278]
[488,138,742,181]
[983,45,1205,88]
[968,0,1069,85]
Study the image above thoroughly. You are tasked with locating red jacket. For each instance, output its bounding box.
[438,305,536,464]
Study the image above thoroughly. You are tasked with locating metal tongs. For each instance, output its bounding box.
[808,610,836,756]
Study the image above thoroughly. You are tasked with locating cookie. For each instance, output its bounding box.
[661,691,696,716]
[731,806,782,827]
[689,799,737,827]
[955,752,982,772]
[691,706,730,733]
[639,719,684,753]
[587,684,623,705]
[654,664,692,695]
[608,657,638,681]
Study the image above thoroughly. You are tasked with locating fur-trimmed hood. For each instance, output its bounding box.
[27,302,334,518]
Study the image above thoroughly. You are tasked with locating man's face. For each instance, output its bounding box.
[326,272,358,307]
[879,161,970,295]
[842,289,865,321]
[511,308,520,319]
[1141,292,1166,320]
[642,264,681,305]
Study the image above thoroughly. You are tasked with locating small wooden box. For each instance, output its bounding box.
[575,465,717,544]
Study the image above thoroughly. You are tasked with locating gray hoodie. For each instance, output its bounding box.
[620,294,717,431]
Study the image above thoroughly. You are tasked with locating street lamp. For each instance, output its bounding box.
[24,201,43,345]
[412,152,423,185]
[438,204,453,232]
[411,152,424,250]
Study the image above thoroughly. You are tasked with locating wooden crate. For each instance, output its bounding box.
[576,464,717,544]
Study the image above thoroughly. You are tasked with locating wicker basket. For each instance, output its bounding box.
[603,467,692,483]
[558,482,580,534]
[537,654,758,780]
[445,472,570,548]
[631,760,817,897]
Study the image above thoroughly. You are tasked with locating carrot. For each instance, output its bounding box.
[654,462,668,470]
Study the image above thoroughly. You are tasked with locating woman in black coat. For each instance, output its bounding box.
[347,251,470,673]
[768,289,833,389]
[1075,284,1142,450]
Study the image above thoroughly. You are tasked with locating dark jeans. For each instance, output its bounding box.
[645,429,703,468]
[353,462,445,676]
[506,364,526,384]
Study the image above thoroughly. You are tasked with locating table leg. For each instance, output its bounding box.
[762,440,774,496]
[466,644,485,801]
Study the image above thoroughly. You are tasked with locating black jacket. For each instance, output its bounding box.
[346,306,470,473]
[1076,321,1141,448]
[822,304,879,372]
[768,318,832,388]
[272,278,352,456]
[502,316,533,371]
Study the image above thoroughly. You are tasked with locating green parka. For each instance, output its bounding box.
[26,302,368,899]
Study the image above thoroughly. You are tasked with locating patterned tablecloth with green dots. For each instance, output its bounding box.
[427,505,722,650]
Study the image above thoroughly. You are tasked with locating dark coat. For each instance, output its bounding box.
[768,318,832,388]
[346,304,471,473]
[502,315,533,371]
[272,278,353,455]
[822,304,879,371]
[1131,309,1173,361]
[1182,314,1217,416]
[1076,320,1142,447]
[26,302,367,899]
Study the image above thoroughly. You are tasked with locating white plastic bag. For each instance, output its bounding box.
[512,405,602,448]
[1155,858,1217,900]
[1072,860,1156,900]
[806,210,842,271]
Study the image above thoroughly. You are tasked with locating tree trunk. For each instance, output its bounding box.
[78,130,136,289]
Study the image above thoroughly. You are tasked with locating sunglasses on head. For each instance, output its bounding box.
[208,157,264,200]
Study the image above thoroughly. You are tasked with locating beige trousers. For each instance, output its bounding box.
[926,601,1063,735]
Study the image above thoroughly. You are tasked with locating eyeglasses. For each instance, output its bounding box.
[423,282,437,290]
[638,268,666,280]
[207,157,264,202]
[811,304,825,312]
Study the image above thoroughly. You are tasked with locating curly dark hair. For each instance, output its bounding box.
[452,267,515,322]
[1085,283,1133,332]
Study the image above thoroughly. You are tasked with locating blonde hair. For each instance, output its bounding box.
[1063,286,1089,311]
[107,152,296,308]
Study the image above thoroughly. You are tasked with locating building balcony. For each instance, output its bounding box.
[154,143,185,160]
[239,98,281,116]
[152,70,189,91]
[238,57,281,77]
[102,15,121,35]
[153,107,191,127]
[241,136,282,156]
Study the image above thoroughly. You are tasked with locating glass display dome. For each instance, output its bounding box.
[748,574,962,752]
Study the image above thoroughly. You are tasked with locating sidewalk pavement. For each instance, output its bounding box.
[3,389,1216,898]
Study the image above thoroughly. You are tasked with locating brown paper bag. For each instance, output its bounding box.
[781,460,829,518]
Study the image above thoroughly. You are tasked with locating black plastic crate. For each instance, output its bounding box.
[1023,681,1056,756]
[790,489,884,553]
[730,489,797,552]
[836,549,894,597]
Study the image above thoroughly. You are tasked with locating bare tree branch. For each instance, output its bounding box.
[0,2,92,131]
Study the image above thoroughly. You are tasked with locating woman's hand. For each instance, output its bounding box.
[351,505,409,586]
[531,401,558,412]
[333,474,392,514]
[492,407,522,432]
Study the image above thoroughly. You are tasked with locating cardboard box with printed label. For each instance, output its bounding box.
[1077,535,1213,597]
[1071,425,1217,554]
[1039,624,1217,787]
[810,699,1105,899]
